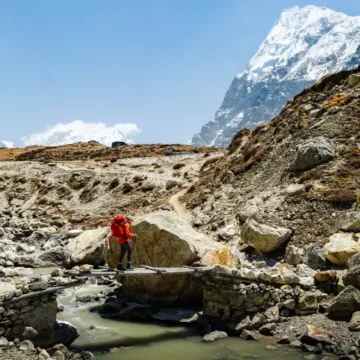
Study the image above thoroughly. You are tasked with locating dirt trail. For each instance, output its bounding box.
[169,188,192,223]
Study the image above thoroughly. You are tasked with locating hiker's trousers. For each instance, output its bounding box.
[119,242,133,263]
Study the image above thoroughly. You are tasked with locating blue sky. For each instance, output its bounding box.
[0,0,359,146]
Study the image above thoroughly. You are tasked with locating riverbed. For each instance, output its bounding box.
[32,268,326,360]
[55,282,325,360]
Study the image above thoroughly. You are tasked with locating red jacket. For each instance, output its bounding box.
[113,222,135,244]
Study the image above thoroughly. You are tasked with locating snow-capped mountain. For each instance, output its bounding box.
[22,120,140,147]
[0,141,14,148]
[192,5,360,147]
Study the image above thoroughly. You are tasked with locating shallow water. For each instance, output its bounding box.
[54,282,323,360]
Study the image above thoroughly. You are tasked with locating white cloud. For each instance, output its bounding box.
[22,120,141,147]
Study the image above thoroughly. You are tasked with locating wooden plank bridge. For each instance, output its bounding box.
[66,265,203,277]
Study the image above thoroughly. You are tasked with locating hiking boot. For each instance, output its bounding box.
[117,264,126,271]
[126,263,134,271]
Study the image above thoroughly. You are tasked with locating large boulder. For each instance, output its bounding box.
[64,228,108,268]
[291,136,335,172]
[104,211,235,305]
[323,233,360,265]
[327,286,360,319]
[105,211,234,268]
[240,218,292,253]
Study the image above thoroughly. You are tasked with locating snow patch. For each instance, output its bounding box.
[0,141,14,148]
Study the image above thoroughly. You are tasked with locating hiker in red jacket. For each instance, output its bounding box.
[110,215,136,271]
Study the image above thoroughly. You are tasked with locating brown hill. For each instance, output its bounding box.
[0,142,218,162]
[184,65,360,250]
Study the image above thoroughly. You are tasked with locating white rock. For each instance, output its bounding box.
[218,224,237,240]
[323,233,360,265]
[284,184,306,196]
[241,218,292,252]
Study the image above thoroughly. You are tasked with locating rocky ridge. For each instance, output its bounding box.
[185,66,360,251]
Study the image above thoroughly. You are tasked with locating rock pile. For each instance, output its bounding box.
[0,338,94,360]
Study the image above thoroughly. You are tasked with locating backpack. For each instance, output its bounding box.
[111,215,126,238]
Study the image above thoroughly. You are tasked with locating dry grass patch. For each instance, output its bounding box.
[322,94,353,109]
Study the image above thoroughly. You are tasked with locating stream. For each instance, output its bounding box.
[35,268,325,360]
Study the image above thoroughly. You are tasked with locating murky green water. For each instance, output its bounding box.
[31,268,325,360]
[54,282,320,360]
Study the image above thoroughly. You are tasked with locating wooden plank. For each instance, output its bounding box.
[141,265,166,274]
[89,268,195,277]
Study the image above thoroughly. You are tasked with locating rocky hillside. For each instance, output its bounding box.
[185,66,360,256]
[192,5,360,147]
[0,150,221,268]
[0,141,217,162]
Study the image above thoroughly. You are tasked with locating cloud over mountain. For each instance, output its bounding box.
[22,120,141,147]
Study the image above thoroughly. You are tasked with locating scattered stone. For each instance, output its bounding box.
[165,180,178,190]
[290,340,302,348]
[235,316,252,332]
[348,74,360,87]
[291,136,335,172]
[309,109,322,119]
[53,350,66,360]
[297,292,319,313]
[29,281,48,291]
[0,336,9,347]
[39,349,51,359]
[218,224,237,240]
[240,329,258,340]
[344,253,360,289]
[277,336,291,344]
[10,198,25,207]
[284,184,307,196]
[22,326,38,339]
[264,306,279,322]
[300,324,332,345]
[350,311,360,331]
[307,247,326,270]
[79,264,94,272]
[0,281,16,301]
[314,271,336,283]
[19,340,35,351]
[337,212,360,232]
[259,323,276,335]
[240,218,292,253]
[328,286,360,319]
[284,299,296,310]
[202,330,228,343]
[251,313,265,329]
[323,233,360,265]
[285,245,303,265]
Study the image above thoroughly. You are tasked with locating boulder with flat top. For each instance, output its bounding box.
[104,211,236,305]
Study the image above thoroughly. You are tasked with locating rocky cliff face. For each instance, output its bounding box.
[185,66,360,253]
[192,5,360,147]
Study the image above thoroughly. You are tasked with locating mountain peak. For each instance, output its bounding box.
[192,6,360,147]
